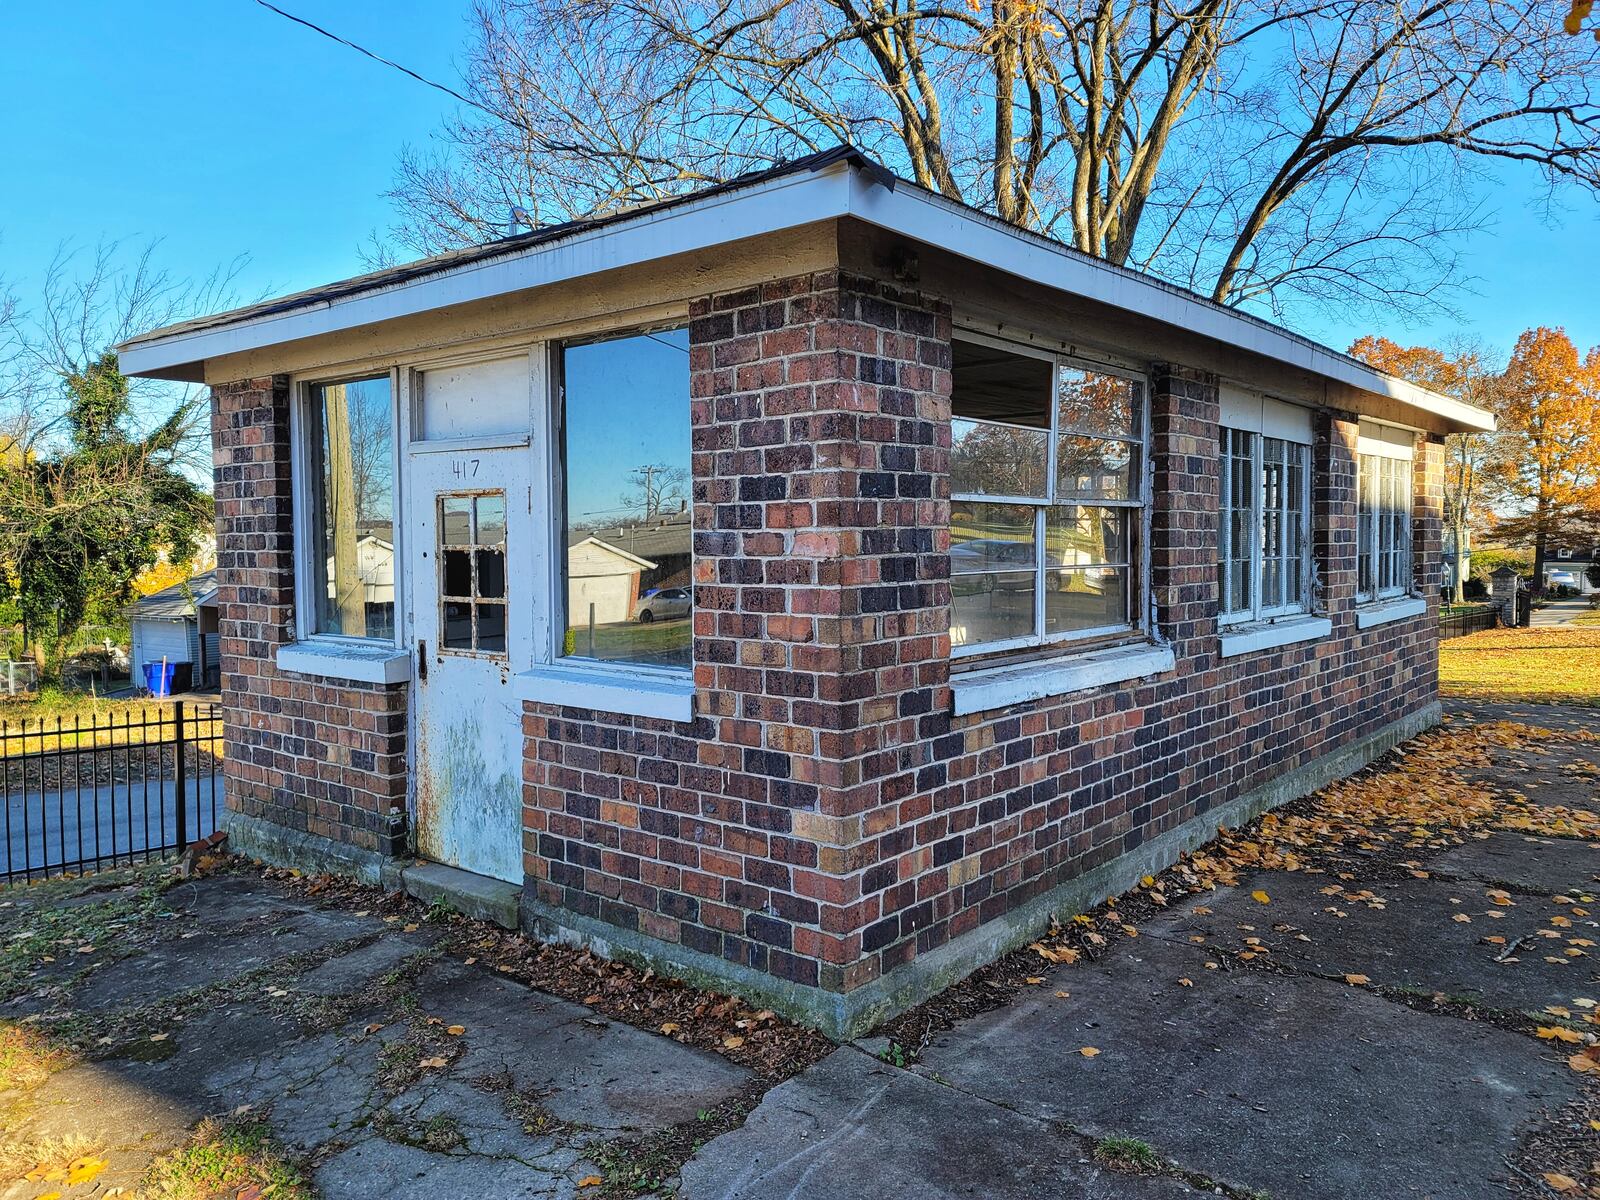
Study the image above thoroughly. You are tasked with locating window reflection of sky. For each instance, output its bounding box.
[562,329,691,525]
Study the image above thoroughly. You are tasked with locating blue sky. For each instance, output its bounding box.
[3,1,1597,366]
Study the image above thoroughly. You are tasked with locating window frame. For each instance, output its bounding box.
[1217,427,1313,627]
[1355,422,1417,604]
[289,369,405,649]
[949,331,1151,662]
[548,323,695,682]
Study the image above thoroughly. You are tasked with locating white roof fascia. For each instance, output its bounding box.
[117,164,859,378]
[840,173,1495,433]
[118,158,1492,433]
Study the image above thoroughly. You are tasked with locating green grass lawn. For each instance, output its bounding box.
[565,616,691,668]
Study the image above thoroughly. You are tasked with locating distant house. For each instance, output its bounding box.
[1546,545,1599,594]
[328,527,397,639]
[1441,529,1470,595]
[566,536,657,628]
[565,512,692,628]
[126,571,218,691]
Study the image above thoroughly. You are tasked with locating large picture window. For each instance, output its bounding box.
[949,336,1146,657]
[1218,428,1311,622]
[1357,423,1415,601]
[559,328,692,671]
[304,376,396,641]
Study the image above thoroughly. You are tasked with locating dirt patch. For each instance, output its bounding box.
[1507,1094,1600,1198]
[582,1080,767,1198]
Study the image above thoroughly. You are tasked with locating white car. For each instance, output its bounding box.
[632,587,691,623]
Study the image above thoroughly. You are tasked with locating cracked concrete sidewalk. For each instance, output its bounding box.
[1,696,1595,1199]
[0,872,751,1200]
[682,700,1600,1199]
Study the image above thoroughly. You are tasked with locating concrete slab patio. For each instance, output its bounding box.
[2,696,1597,1199]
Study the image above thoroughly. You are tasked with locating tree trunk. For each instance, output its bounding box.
[324,384,365,636]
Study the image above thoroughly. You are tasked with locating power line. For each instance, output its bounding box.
[245,0,504,129]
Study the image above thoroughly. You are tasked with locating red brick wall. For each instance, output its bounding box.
[842,371,1440,990]
[211,269,1441,1021]
[212,376,408,853]
[519,271,1442,1005]
[521,271,952,991]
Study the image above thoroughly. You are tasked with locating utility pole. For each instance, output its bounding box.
[633,465,658,520]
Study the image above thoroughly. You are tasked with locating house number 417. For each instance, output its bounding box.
[451,458,481,479]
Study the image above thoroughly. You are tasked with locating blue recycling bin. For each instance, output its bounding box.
[143,660,178,697]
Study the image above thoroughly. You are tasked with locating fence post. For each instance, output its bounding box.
[174,700,188,853]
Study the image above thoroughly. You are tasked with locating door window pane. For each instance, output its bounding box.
[476,549,506,599]
[306,376,396,640]
[437,491,508,656]
[561,329,692,670]
[476,603,506,653]
[441,495,473,545]
[476,493,506,544]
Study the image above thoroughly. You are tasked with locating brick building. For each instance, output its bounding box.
[119,149,1495,1037]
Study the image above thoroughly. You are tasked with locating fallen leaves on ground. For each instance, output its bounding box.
[266,868,833,1081]
[1180,720,1600,891]
[1538,1026,1587,1044]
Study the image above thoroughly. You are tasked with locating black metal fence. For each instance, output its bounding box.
[1440,604,1500,640]
[1,702,223,885]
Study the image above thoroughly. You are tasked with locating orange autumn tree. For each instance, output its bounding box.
[1348,336,1499,603]
[1486,327,1600,590]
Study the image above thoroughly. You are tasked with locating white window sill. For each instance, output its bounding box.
[1218,614,1332,659]
[1355,595,1427,629]
[951,642,1176,717]
[276,640,411,685]
[513,662,694,722]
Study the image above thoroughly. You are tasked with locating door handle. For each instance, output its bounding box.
[417,640,427,682]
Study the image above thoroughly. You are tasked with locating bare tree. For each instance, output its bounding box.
[0,240,246,477]
[383,0,1600,319]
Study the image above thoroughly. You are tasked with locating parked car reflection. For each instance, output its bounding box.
[632,586,692,623]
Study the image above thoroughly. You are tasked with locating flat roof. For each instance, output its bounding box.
[118,147,1494,433]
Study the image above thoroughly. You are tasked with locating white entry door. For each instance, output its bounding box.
[407,368,536,883]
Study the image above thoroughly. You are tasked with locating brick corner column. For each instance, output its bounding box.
[1315,409,1360,628]
[1149,364,1220,658]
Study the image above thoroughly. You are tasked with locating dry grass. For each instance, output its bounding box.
[1439,627,1600,706]
[0,691,221,758]
[0,1133,101,1186]
[0,1022,72,1091]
